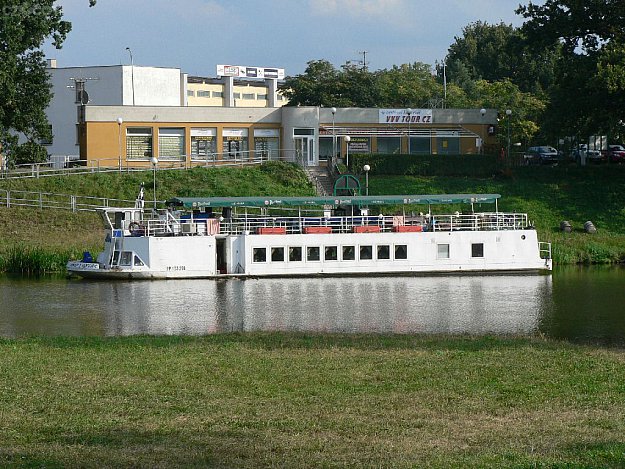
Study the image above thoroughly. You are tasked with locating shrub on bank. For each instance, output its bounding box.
[350,153,501,177]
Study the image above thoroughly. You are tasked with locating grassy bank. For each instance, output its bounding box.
[0,334,624,467]
[1,162,625,270]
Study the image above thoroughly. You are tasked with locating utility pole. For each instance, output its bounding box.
[358,50,368,70]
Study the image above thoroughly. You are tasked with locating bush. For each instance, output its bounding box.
[350,153,501,177]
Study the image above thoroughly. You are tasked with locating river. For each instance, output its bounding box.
[1,266,624,345]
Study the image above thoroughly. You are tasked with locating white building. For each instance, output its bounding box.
[44,60,187,158]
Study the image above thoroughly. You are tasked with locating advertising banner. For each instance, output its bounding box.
[379,109,433,124]
[217,64,285,80]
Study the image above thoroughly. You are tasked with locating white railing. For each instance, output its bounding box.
[129,212,531,237]
[0,189,147,212]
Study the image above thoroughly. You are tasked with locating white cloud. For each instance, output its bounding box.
[308,0,408,19]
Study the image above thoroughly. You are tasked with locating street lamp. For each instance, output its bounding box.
[117,117,123,171]
[480,108,486,154]
[126,47,135,106]
[506,109,512,163]
[363,164,370,196]
[150,156,158,210]
[406,108,413,154]
[344,135,351,169]
[331,107,337,162]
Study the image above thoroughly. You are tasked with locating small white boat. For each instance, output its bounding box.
[67,192,552,279]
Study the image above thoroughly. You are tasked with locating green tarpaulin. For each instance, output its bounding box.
[167,194,500,209]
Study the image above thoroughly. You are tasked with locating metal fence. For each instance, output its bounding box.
[0,151,296,180]
[0,189,145,212]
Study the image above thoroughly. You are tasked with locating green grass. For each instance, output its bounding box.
[0,334,624,467]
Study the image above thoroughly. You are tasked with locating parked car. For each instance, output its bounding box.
[571,144,604,163]
[605,144,625,163]
[524,146,559,165]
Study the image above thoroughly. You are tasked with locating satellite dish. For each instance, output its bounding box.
[78,90,89,105]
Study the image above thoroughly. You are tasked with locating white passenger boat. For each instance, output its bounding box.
[66,192,552,279]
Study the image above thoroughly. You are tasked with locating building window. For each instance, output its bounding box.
[257,94,267,100]
[271,247,285,262]
[343,245,356,261]
[254,128,280,159]
[307,246,320,262]
[324,246,338,261]
[472,243,484,258]
[242,93,255,99]
[410,137,431,154]
[377,245,390,260]
[253,248,267,263]
[437,244,450,259]
[289,246,302,262]
[377,136,401,154]
[158,128,185,159]
[191,128,217,161]
[277,94,284,101]
[395,245,408,260]
[212,91,223,98]
[197,90,210,97]
[233,92,241,99]
[126,127,153,160]
[223,128,249,159]
[360,245,373,260]
[187,90,195,97]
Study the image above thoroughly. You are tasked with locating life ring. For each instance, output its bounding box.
[129,222,145,236]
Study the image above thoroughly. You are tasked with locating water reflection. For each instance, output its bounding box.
[0,274,553,338]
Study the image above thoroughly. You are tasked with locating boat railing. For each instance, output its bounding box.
[117,211,530,237]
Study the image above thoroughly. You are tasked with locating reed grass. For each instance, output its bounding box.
[0,334,624,467]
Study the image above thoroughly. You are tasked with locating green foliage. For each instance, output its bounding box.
[518,1,625,138]
[10,139,48,164]
[279,59,447,108]
[351,153,501,178]
[0,244,74,275]
[0,0,95,164]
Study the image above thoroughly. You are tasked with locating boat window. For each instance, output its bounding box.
[307,246,320,262]
[395,245,408,260]
[289,246,302,262]
[134,255,145,266]
[377,245,390,260]
[253,247,267,263]
[342,245,356,261]
[472,243,484,258]
[437,244,450,259]
[271,247,285,262]
[324,246,338,261]
[119,252,133,266]
[360,245,373,260]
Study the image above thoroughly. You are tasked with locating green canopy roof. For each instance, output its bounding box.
[167,194,500,209]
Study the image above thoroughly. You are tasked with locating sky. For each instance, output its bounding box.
[43,0,543,77]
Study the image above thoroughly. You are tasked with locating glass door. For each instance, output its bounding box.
[294,136,315,166]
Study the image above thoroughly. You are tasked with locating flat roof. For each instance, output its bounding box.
[167,194,500,209]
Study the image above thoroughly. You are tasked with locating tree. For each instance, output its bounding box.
[279,60,343,107]
[444,21,560,95]
[0,0,95,166]
[517,0,625,137]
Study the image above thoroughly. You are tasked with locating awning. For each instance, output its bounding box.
[167,194,500,209]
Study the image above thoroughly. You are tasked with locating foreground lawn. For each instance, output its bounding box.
[1,334,624,468]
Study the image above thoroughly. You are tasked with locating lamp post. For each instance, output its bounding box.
[331,107,337,163]
[117,117,123,172]
[344,135,351,169]
[480,108,486,154]
[150,156,158,210]
[406,108,413,154]
[126,47,135,106]
[363,164,370,196]
[506,109,512,163]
